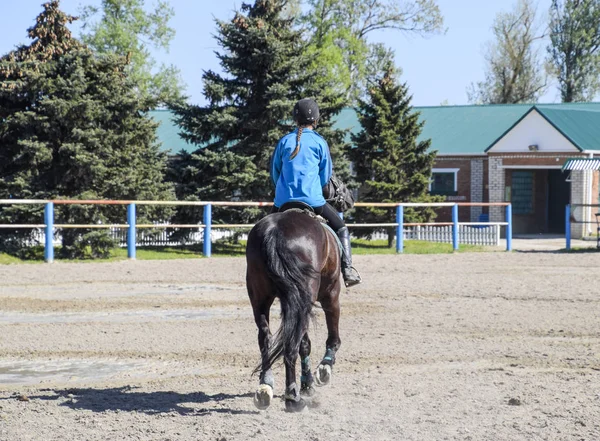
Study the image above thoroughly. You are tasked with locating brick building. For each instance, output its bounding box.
[152,103,600,238]
[336,103,600,238]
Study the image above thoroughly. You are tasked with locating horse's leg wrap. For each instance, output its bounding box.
[321,347,336,367]
[284,382,306,412]
[260,369,274,389]
[254,368,275,410]
[300,356,315,397]
[314,348,335,387]
[300,356,313,387]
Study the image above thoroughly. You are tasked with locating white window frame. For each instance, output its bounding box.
[429,168,459,193]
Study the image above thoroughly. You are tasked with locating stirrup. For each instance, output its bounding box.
[343,266,362,287]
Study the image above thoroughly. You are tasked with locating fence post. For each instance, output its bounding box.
[44,202,54,263]
[565,204,571,250]
[506,204,512,251]
[396,205,403,253]
[452,204,459,251]
[203,203,212,257]
[127,203,136,260]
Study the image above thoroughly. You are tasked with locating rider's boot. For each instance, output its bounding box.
[336,227,362,287]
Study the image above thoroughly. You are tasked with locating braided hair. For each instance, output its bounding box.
[290,126,303,160]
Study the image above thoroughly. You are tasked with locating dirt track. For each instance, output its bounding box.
[1,252,599,441]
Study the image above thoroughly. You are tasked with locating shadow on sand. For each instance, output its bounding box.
[26,386,258,416]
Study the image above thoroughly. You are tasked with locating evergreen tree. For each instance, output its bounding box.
[349,62,439,246]
[0,1,173,258]
[169,0,347,230]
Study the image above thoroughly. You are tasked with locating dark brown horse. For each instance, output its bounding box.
[246,208,342,412]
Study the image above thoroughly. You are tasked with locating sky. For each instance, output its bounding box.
[0,0,560,107]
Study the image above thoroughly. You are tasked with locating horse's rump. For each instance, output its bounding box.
[246,211,338,371]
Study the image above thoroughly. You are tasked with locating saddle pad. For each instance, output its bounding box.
[321,223,343,258]
[282,208,343,257]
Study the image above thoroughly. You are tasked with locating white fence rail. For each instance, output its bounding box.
[373,225,500,246]
[27,224,500,248]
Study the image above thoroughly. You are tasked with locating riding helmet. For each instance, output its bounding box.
[293,98,320,125]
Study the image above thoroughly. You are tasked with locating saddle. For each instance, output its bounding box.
[279,201,316,213]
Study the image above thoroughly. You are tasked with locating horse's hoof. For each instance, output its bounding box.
[314,364,332,386]
[300,384,316,397]
[285,397,307,413]
[254,384,273,410]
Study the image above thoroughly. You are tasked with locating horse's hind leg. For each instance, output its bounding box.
[315,280,342,386]
[284,341,306,412]
[250,290,275,410]
[299,333,316,397]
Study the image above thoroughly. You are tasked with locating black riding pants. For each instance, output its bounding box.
[272,202,345,231]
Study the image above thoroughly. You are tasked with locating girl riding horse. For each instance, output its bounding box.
[270,98,361,287]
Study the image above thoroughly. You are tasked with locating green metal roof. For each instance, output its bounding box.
[150,103,600,156]
[534,105,600,152]
[149,110,194,154]
[416,104,533,154]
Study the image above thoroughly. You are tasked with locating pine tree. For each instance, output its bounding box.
[349,62,439,246]
[169,0,347,229]
[0,1,173,258]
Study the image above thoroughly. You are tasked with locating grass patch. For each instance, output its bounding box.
[560,247,600,253]
[0,241,246,264]
[352,239,488,254]
[0,253,29,264]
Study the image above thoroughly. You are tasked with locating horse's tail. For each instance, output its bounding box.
[259,225,318,373]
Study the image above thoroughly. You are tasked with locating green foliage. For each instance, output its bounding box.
[80,0,184,106]
[0,1,174,258]
[349,62,440,246]
[548,0,600,102]
[169,0,348,231]
[303,0,444,102]
[468,0,547,104]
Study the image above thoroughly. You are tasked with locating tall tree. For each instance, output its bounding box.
[548,0,600,102]
[80,0,184,106]
[303,0,444,102]
[349,62,439,246]
[468,0,547,104]
[0,1,173,258]
[169,0,347,229]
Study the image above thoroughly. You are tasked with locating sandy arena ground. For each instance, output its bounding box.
[1,252,599,440]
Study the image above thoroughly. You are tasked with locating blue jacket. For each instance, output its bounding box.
[271,128,332,208]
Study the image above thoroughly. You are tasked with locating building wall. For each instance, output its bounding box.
[570,170,587,238]
[488,157,505,223]
[488,153,589,224]
[434,153,594,236]
[593,171,600,236]
[432,157,479,222]
[470,158,484,221]
[505,169,549,234]
[594,171,600,207]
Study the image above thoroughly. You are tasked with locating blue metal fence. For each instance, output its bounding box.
[0,199,512,261]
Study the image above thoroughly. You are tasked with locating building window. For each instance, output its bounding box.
[512,171,534,214]
[430,168,459,196]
